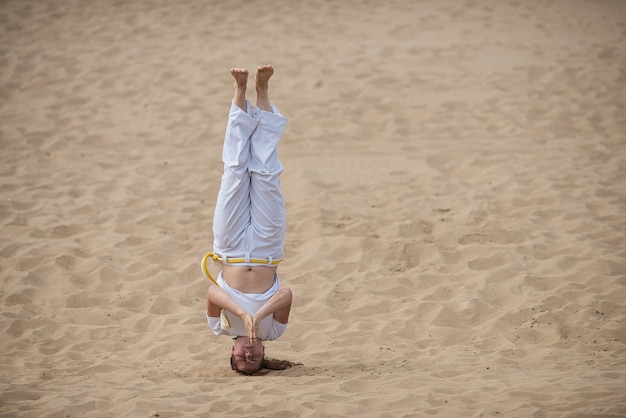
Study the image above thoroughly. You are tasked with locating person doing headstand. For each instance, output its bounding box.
[204,66,294,375]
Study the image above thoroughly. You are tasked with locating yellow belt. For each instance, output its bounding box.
[200,252,282,286]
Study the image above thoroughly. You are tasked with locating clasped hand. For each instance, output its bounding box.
[242,313,260,344]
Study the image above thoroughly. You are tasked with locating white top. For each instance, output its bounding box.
[206,272,288,340]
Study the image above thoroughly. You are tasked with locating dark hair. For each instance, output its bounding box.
[230,355,300,375]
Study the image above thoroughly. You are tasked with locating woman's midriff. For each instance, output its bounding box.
[221,264,278,294]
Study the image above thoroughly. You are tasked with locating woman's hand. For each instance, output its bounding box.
[242,313,258,344]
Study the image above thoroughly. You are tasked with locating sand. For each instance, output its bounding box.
[1,0,625,416]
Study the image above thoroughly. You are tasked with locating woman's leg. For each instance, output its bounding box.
[212,69,258,258]
[248,66,288,261]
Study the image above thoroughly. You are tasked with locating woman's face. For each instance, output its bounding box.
[231,337,264,374]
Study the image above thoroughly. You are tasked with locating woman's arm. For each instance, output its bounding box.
[253,287,293,324]
[207,285,246,318]
[206,285,257,341]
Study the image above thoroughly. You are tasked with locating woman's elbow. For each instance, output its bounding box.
[280,287,293,304]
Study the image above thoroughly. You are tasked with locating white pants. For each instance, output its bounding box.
[212,101,288,265]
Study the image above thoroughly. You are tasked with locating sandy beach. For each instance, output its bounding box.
[1,0,625,416]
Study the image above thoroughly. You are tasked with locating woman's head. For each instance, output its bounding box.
[230,336,301,375]
[231,336,265,374]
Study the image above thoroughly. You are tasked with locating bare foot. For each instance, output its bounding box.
[255,65,274,112]
[231,68,248,112]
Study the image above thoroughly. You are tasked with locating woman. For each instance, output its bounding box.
[204,66,295,375]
